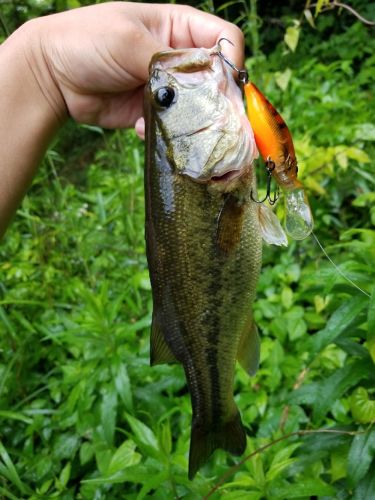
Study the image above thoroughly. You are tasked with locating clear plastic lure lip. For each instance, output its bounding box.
[284,188,314,240]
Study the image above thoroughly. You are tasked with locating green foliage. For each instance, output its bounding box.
[1,0,375,498]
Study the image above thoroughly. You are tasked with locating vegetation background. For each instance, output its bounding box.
[0,0,374,498]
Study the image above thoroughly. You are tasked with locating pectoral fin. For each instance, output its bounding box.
[216,195,244,254]
[237,319,260,376]
[150,313,178,366]
[257,203,288,246]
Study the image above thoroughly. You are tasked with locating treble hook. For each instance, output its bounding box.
[215,40,279,205]
[216,38,249,84]
[251,160,280,206]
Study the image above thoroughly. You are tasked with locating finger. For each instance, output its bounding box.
[106,26,169,85]
[168,6,245,69]
[120,26,170,83]
[135,117,145,140]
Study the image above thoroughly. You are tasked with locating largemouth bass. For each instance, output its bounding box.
[144,45,285,479]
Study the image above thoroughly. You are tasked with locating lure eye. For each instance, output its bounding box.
[154,87,175,108]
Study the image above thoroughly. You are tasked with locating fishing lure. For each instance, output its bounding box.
[216,41,313,240]
[244,81,313,240]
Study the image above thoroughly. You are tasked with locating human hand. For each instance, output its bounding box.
[18,2,244,132]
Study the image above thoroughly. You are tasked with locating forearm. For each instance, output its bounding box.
[0,22,66,238]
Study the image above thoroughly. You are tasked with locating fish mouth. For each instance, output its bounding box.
[210,169,242,183]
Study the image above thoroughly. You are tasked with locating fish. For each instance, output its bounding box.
[144,46,286,479]
[244,81,313,240]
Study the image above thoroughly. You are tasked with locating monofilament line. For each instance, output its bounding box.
[311,231,370,298]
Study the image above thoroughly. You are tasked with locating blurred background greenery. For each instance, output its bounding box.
[0,1,374,498]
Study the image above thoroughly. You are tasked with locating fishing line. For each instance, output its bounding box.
[311,231,370,298]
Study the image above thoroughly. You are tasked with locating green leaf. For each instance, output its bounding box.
[284,25,300,52]
[347,429,375,486]
[270,443,301,467]
[354,123,375,141]
[354,462,375,500]
[312,359,371,421]
[288,383,319,405]
[80,442,94,466]
[94,441,113,476]
[314,0,329,16]
[0,441,29,495]
[0,485,21,500]
[285,306,307,341]
[352,192,375,208]
[101,386,118,446]
[330,448,347,482]
[35,457,52,481]
[275,68,292,91]
[66,0,81,8]
[107,440,141,476]
[281,287,293,309]
[112,358,133,412]
[303,9,316,28]
[53,433,79,460]
[58,462,71,489]
[368,286,375,362]
[266,458,298,482]
[79,124,104,135]
[218,491,262,500]
[38,479,53,496]
[125,414,160,460]
[309,295,368,354]
[136,470,169,500]
[158,421,172,456]
[0,411,32,424]
[270,477,336,498]
[350,387,375,424]
[243,438,266,485]
[82,464,149,485]
[344,147,370,164]
[224,475,258,488]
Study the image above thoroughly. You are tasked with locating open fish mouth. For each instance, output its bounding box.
[183,168,244,186]
[210,169,242,183]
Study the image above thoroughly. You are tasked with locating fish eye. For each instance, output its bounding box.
[154,87,175,108]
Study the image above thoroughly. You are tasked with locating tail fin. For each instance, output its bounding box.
[188,412,246,480]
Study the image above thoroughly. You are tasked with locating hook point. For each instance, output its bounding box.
[217,37,235,48]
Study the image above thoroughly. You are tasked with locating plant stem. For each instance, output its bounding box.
[204,428,365,498]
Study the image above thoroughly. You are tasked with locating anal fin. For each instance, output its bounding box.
[237,319,260,376]
[150,313,178,366]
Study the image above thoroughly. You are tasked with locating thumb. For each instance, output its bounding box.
[114,25,170,84]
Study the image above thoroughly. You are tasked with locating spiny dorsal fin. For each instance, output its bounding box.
[257,203,288,246]
[150,313,178,366]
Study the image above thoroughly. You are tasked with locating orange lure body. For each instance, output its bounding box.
[244,82,301,190]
